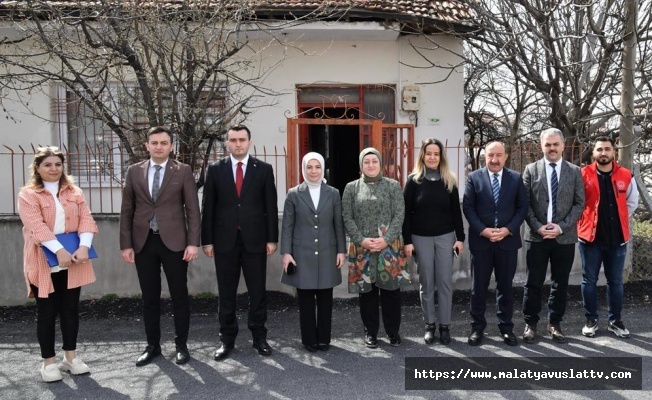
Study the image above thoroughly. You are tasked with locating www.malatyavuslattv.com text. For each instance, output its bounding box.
[413,368,633,381]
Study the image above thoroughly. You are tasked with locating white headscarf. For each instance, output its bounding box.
[301,152,326,189]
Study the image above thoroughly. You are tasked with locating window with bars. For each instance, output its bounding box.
[54,83,227,184]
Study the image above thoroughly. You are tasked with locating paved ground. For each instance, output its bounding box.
[1,290,651,400]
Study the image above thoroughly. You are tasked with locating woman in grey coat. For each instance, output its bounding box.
[281,152,347,352]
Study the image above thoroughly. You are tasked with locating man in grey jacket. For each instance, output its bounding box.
[521,128,584,344]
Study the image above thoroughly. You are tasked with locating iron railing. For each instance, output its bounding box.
[1,143,286,215]
[0,141,589,215]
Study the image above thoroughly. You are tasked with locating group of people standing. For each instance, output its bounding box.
[464,129,638,348]
[18,124,637,383]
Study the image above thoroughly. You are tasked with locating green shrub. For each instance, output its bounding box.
[633,220,652,237]
[631,220,652,280]
[194,292,215,300]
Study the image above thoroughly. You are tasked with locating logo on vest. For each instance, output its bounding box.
[616,180,626,190]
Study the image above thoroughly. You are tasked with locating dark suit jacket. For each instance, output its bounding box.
[523,159,584,244]
[201,156,279,253]
[463,167,528,251]
[119,159,201,253]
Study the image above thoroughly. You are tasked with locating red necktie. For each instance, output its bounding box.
[236,162,243,197]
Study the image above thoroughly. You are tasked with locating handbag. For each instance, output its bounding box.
[285,262,297,275]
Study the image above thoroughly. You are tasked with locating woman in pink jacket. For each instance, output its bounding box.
[18,147,97,383]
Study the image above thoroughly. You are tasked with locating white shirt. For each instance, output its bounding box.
[230,154,250,181]
[487,168,503,190]
[544,158,562,223]
[308,185,321,209]
[41,181,94,271]
[148,159,168,197]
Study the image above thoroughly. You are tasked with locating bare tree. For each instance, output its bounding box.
[454,0,652,215]
[0,0,335,185]
[463,46,548,168]
[462,0,652,161]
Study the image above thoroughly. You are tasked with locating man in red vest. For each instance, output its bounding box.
[577,137,638,339]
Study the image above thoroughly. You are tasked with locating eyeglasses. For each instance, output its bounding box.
[36,146,60,152]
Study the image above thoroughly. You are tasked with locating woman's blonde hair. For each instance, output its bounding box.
[411,138,457,192]
[26,146,74,189]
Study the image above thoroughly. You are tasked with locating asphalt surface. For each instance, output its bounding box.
[1,292,651,400]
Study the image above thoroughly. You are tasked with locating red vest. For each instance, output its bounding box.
[577,161,632,243]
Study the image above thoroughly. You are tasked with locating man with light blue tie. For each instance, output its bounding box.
[463,141,528,346]
[521,128,584,345]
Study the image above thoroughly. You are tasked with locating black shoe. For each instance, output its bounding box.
[501,331,518,346]
[582,318,598,337]
[214,342,234,361]
[317,343,330,351]
[468,330,483,346]
[547,323,567,343]
[175,345,190,365]
[364,334,378,348]
[424,324,437,345]
[304,344,319,352]
[253,340,273,356]
[608,320,630,338]
[439,325,451,345]
[523,324,537,344]
[136,345,161,366]
[388,333,402,347]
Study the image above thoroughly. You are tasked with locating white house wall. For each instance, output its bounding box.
[0,26,465,212]
[237,33,465,207]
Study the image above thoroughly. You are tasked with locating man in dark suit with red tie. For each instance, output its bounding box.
[463,141,528,347]
[201,124,279,360]
[119,126,201,366]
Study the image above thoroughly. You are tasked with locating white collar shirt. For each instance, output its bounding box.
[230,154,250,181]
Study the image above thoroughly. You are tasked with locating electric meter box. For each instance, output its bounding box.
[402,85,420,111]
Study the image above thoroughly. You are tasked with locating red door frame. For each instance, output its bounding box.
[286,118,413,190]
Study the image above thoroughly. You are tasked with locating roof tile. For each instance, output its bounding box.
[1,0,475,28]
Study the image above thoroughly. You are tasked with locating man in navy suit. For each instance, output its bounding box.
[463,141,528,346]
[201,124,278,360]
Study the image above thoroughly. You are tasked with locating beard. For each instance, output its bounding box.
[596,156,613,165]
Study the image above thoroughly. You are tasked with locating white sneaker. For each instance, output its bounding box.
[582,319,598,337]
[59,357,90,375]
[41,363,63,382]
[608,320,630,338]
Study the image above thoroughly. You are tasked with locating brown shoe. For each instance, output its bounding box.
[547,323,567,343]
[523,324,537,344]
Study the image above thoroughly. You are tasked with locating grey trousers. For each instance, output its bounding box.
[412,232,456,325]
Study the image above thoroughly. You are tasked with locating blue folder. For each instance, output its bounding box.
[42,232,98,267]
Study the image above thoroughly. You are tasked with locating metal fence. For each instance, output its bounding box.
[392,139,589,189]
[0,141,589,215]
[0,143,287,215]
